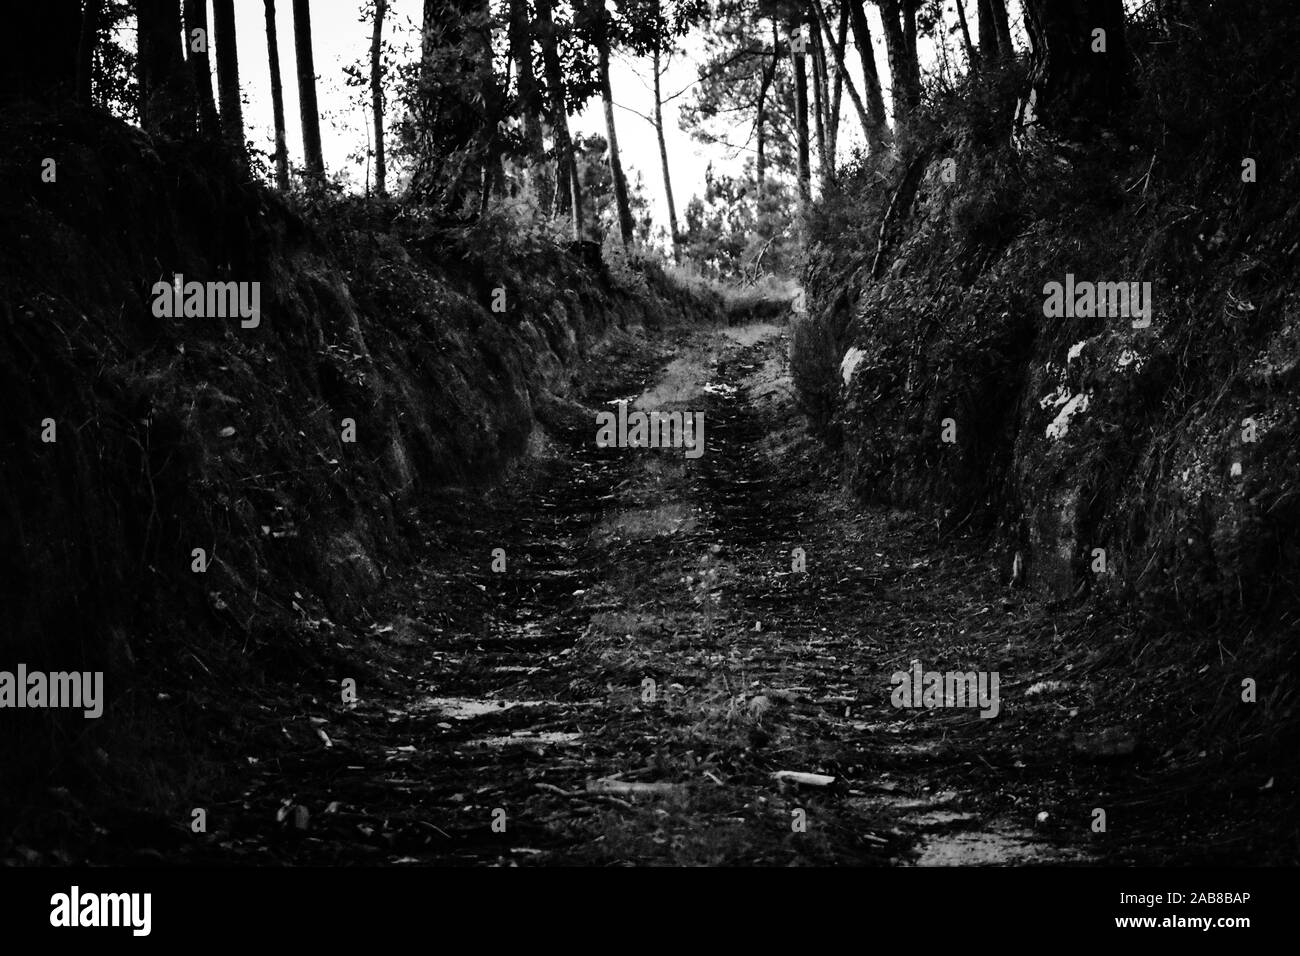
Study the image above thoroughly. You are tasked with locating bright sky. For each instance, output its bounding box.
[231,0,724,233]
[222,1,1024,239]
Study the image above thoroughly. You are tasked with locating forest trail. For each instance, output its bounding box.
[166,319,1141,866]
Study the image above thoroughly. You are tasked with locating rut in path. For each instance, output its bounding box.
[173,321,1218,866]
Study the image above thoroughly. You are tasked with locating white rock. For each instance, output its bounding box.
[840,346,866,387]
[1046,392,1090,440]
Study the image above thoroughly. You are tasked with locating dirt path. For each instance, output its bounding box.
[143,319,1260,866]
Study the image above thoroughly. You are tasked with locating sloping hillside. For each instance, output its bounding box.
[797,3,1300,626]
[0,107,721,825]
[793,1,1299,805]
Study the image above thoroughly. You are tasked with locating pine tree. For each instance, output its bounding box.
[293,0,326,184]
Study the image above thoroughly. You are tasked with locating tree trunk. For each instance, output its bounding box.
[816,8,832,122]
[371,0,388,197]
[810,16,828,186]
[878,0,916,130]
[537,0,582,239]
[76,0,103,106]
[827,1,848,162]
[135,0,194,136]
[598,26,634,245]
[416,1,469,212]
[264,0,290,190]
[989,0,1013,59]
[791,21,810,204]
[977,0,1000,59]
[755,29,778,192]
[292,0,325,184]
[212,0,245,162]
[652,43,679,257]
[848,1,890,149]
[816,0,876,152]
[184,0,218,134]
[1017,0,1129,141]
[508,0,550,212]
[471,0,501,215]
[954,0,978,67]
[902,0,920,99]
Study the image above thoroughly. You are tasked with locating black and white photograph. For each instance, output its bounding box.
[0,0,1290,940]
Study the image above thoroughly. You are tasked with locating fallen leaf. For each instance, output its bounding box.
[771,770,836,787]
[586,778,683,796]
